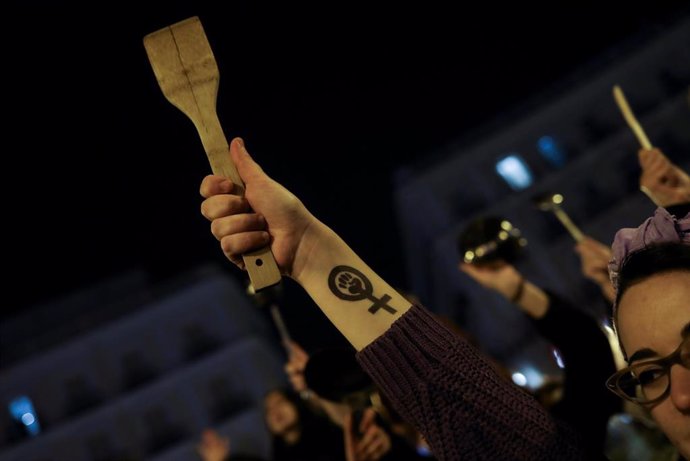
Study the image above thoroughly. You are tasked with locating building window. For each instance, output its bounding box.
[496,154,533,190]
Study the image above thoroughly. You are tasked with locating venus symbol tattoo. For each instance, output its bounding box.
[328,266,397,315]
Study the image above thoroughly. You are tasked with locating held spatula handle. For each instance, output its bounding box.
[143,17,281,290]
[613,85,652,150]
[553,208,584,243]
[612,85,663,206]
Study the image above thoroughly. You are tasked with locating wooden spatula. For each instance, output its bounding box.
[613,85,652,150]
[612,85,664,206]
[143,16,281,290]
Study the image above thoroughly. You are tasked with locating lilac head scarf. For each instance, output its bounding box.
[608,207,690,317]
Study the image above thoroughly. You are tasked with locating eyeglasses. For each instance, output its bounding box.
[606,334,690,405]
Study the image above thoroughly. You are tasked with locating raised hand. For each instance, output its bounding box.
[638,148,690,207]
[200,138,320,280]
[344,408,392,461]
[459,261,522,299]
[201,137,413,351]
[460,261,549,318]
[196,429,230,461]
[284,340,310,393]
[574,236,615,304]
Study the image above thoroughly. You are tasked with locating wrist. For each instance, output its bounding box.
[289,219,343,285]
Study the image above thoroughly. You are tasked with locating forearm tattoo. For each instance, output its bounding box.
[328,265,397,314]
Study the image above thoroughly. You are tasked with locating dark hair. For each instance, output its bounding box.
[614,242,690,309]
[266,387,345,461]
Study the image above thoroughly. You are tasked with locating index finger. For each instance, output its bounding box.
[200,174,236,198]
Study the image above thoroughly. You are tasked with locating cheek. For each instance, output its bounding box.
[649,401,677,433]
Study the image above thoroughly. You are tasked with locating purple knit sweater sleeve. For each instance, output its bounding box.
[357,304,587,461]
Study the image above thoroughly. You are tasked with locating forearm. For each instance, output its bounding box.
[514,280,550,319]
[358,305,587,460]
[291,220,412,351]
[495,277,550,319]
[462,264,549,319]
[289,223,584,458]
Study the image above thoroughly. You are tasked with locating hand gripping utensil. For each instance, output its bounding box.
[143,16,281,290]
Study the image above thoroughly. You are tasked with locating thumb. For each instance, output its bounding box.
[230,137,265,183]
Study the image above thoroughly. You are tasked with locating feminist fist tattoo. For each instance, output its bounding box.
[337,272,365,295]
[328,266,397,315]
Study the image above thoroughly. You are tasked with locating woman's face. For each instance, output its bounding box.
[617,271,690,459]
[263,391,299,436]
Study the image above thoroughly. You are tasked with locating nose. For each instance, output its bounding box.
[669,363,690,413]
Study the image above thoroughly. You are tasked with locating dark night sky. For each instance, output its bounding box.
[4,2,689,327]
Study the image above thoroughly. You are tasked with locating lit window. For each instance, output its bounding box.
[537,136,566,167]
[8,395,41,436]
[511,372,527,387]
[496,154,533,190]
[510,364,546,390]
